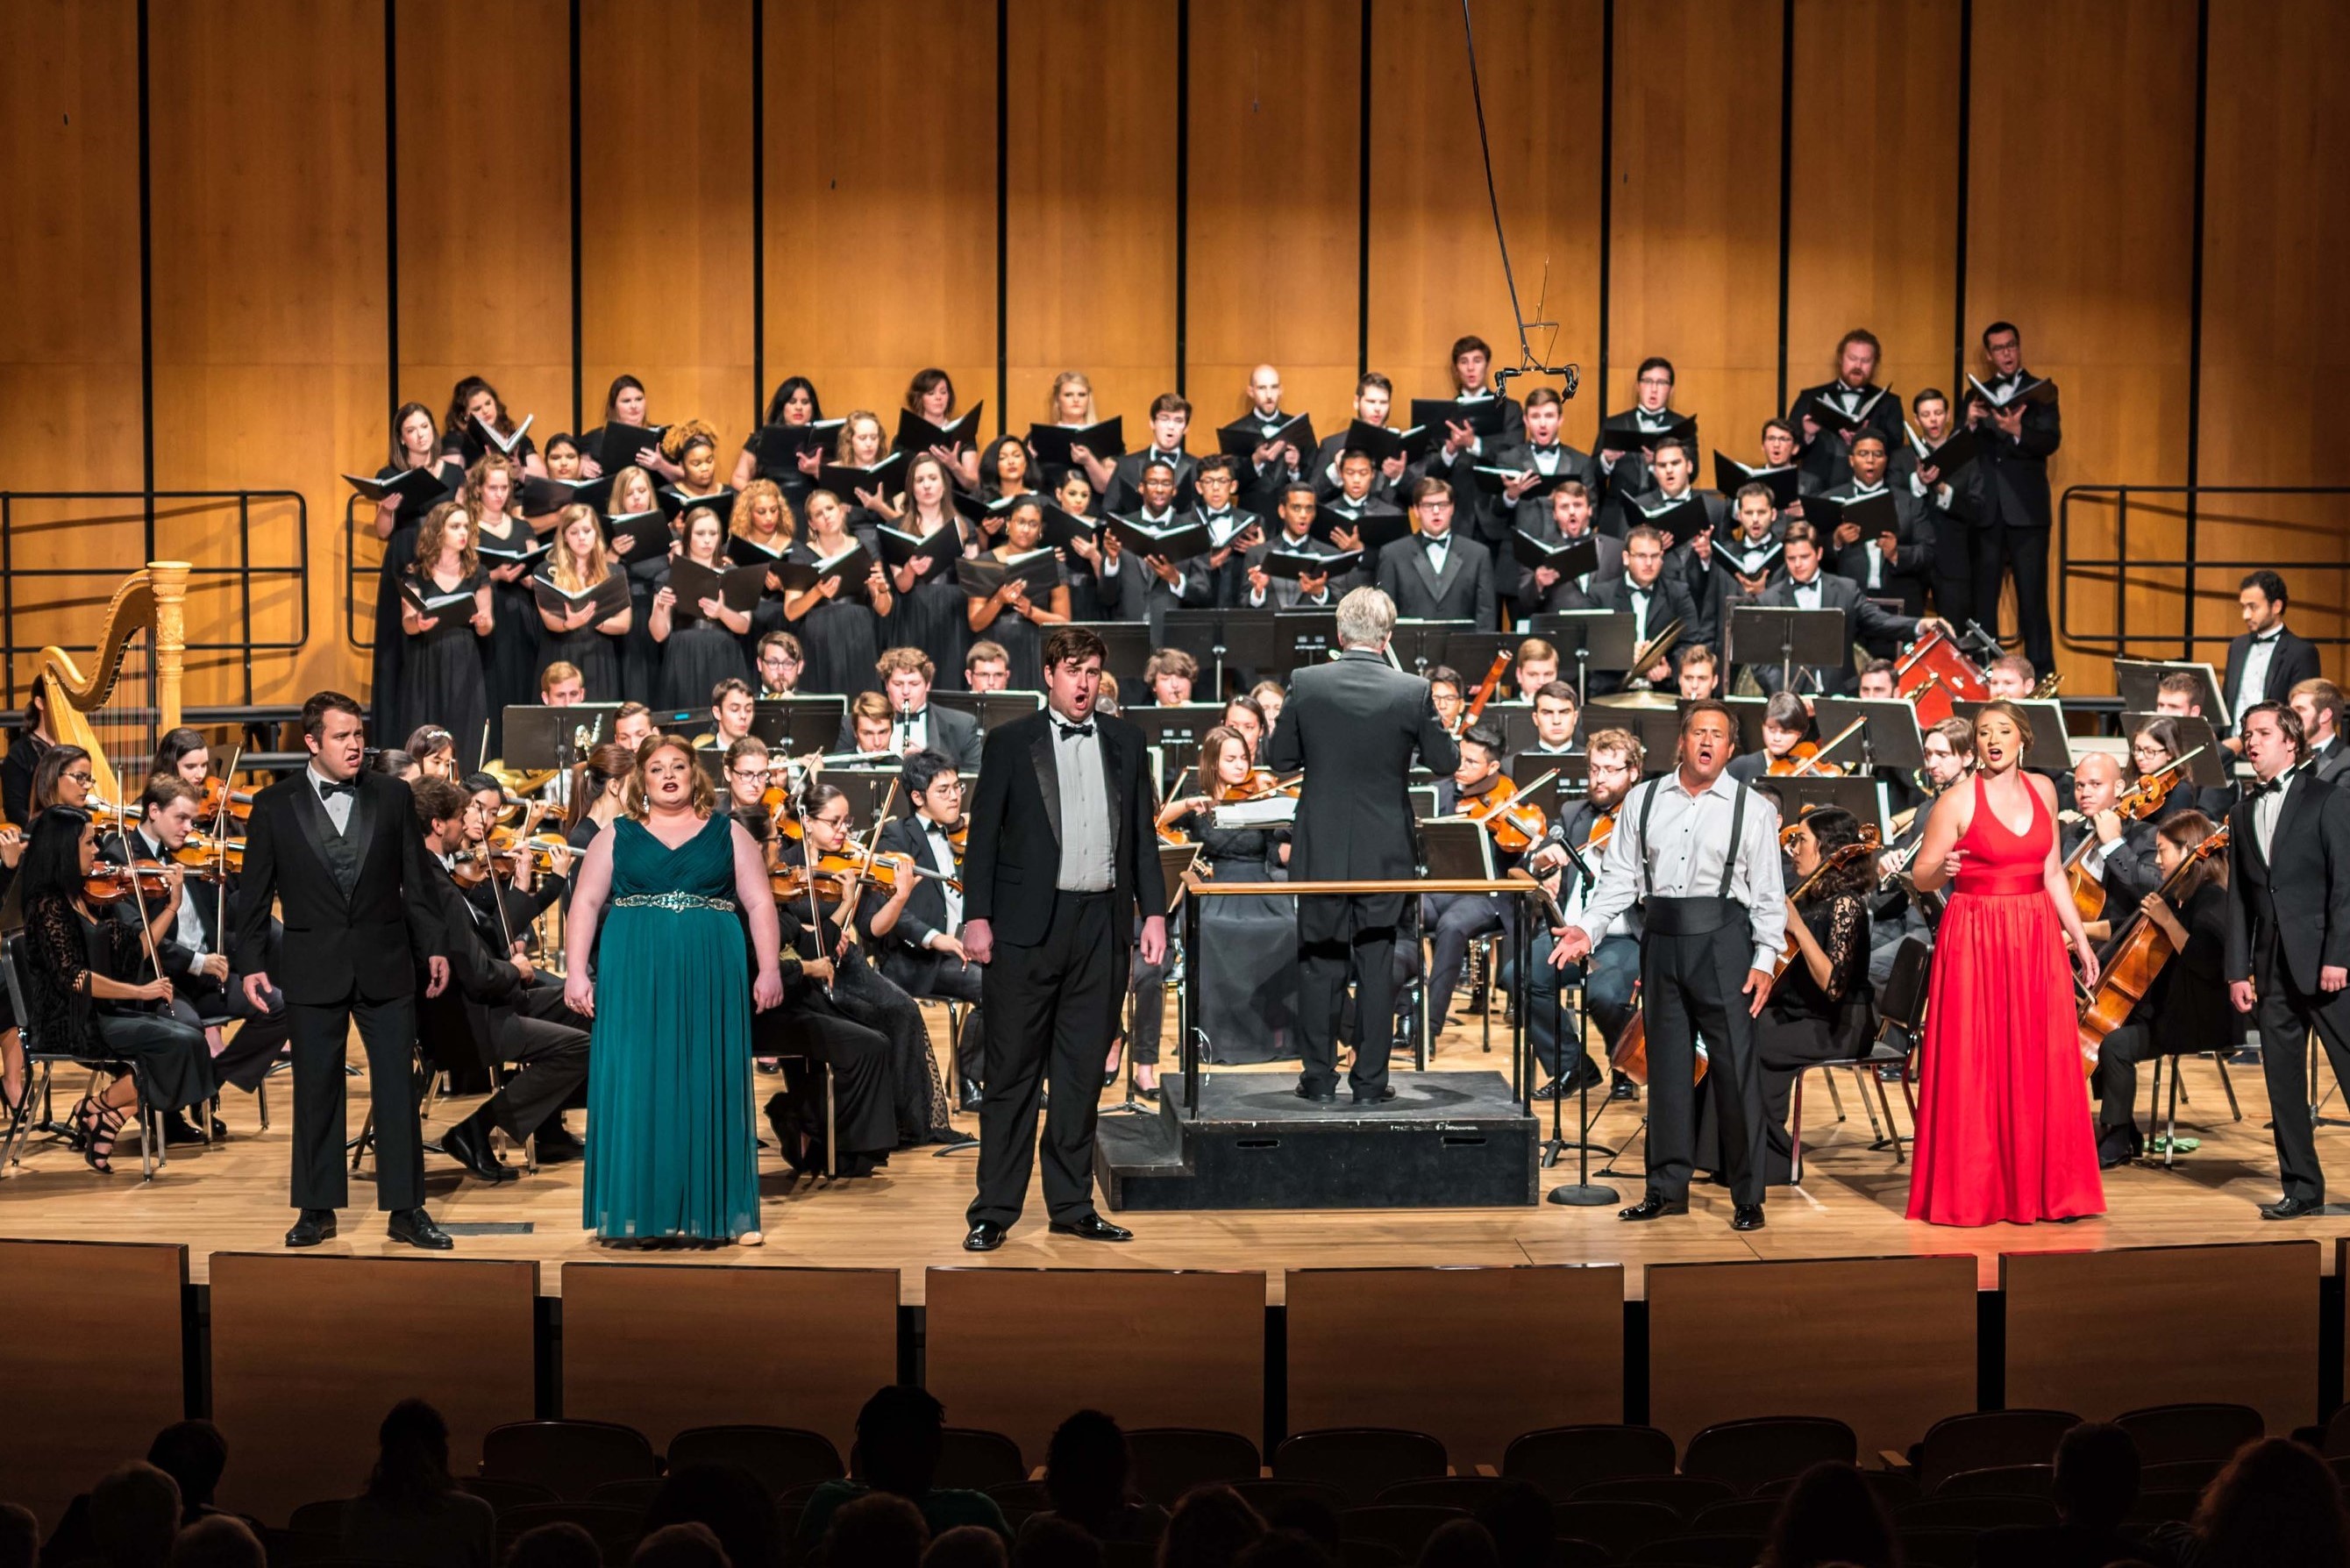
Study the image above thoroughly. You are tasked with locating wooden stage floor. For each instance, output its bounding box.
[3,1001,2343,1302]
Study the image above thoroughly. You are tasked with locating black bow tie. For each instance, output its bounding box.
[2254,631,2281,645]
[1057,721,1095,741]
[897,709,927,723]
[317,779,356,800]
[2254,776,2289,798]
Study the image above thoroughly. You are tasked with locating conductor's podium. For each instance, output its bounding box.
[1096,1070,1539,1210]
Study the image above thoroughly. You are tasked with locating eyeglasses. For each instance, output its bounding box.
[1637,374,1673,388]
[62,771,94,784]
[811,813,851,829]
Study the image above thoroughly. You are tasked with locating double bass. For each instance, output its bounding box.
[2076,821,2230,1070]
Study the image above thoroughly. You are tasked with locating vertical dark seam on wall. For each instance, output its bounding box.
[994,0,1009,434]
[138,0,155,547]
[1595,0,1614,421]
[1356,0,1373,378]
[751,0,765,427]
[383,0,400,424]
[1174,0,1190,396]
[1952,0,1973,400]
[568,0,583,431]
[2182,0,2210,658]
[1774,0,1795,412]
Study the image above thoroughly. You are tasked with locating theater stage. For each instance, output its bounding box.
[1,1005,2342,1301]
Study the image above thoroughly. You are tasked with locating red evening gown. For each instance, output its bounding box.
[1906,774,2105,1225]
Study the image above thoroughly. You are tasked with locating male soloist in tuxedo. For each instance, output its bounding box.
[862,748,987,1109]
[1374,477,1498,628]
[1790,329,1905,491]
[1749,524,1948,697]
[2224,571,2322,731]
[960,626,1166,1251]
[232,691,452,1250]
[1265,587,1458,1104]
[2225,702,2350,1221]
[1967,320,2062,672]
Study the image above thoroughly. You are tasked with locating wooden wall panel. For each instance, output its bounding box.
[395,0,572,450]
[1286,1267,1621,1464]
[925,1269,1263,1465]
[1648,1256,1976,1459]
[763,1,998,440]
[1784,0,1962,431]
[1004,0,1179,433]
[1607,1,1784,456]
[209,1252,538,1525]
[0,1241,186,1532]
[2191,0,2350,674]
[0,0,157,696]
[147,0,386,704]
[1964,0,2197,683]
[2003,1243,2318,1435]
[1366,0,1603,436]
[582,0,754,442]
[1186,0,1362,431]
[561,1265,897,1457]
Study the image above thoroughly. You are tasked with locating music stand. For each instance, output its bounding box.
[1216,609,1290,683]
[1484,702,1538,757]
[1407,783,1442,819]
[1065,620,1152,686]
[1953,700,2073,773]
[1160,609,1231,695]
[822,768,908,827]
[1444,631,1521,687]
[1586,699,1685,769]
[1535,832,1617,1204]
[1415,819,1499,1072]
[1757,775,1893,839]
[1125,703,1225,792]
[1808,697,1927,773]
[1728,605,1851,692]
[2119,712,2232,788]
[1719,694,1770,756]
[1273,608,1340,672]
[749,697,846,755]
[502,703,622,773]
[1534,609,1638,703]
[932,690,1043,738]
[1391,618,1474,675]
[1506,754,1568,820]
[2116,657,2225,729]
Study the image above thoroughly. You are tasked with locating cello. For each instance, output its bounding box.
[2063,748,2204,924]
[2076,820,2230,1071]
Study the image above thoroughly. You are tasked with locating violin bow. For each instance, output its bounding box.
[793,806,832,994]
[215,744,243,944]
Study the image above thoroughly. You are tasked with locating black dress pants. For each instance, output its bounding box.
[971,891,1121,1228]
[288,990,421,1212]
[1639,921,1768,1207]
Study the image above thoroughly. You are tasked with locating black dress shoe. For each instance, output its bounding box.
[1049,1214,1134,1243]
[1352,1086,1398,1106]
[1294,1083,1337,1106]
[2262,1195,2325,1221]
[532,1126,585,1163]
[164,1113,230,1146]
[387,1208,454,1250]
[1731,1204,1766,1231]
[1609,1074,1641,1102]
[2097,1131,2141,1170]
[1619,1194,1689,1222]
[964,1222,1008,1252]
[958,1080,984,1112]
[284,1210,337,1248]
[441,1115,516,1184]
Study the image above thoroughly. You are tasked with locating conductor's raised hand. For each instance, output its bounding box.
[1139,914,1168,967]
[961,917,993,966]
[1743,966,1773,1017]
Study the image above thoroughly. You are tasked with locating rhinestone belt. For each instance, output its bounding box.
[614,892,737,914]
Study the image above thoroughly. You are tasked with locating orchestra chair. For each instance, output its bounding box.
[0,930,166,1180]
[1786,1035,1917,1185]
[1500,1424,1677,1500]
[2142,1041,2244,1169]
[479,1419,658,1501]
[1272,1429,1449,1506]
[1125,1429,1261,1506]
[2114,1402,2263,1465]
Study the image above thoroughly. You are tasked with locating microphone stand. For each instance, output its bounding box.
[1540,831,1618,1206]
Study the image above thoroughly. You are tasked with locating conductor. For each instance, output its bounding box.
[232,691,452,1250]
[1550,701,1787,1229]
[1264,587,1459,1105]
[960,625,1169,1251]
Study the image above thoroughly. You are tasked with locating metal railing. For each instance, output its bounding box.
[2058,483,2350,658]
[0,490,310,709]
[345,493,383,653]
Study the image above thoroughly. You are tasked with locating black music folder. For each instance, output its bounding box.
[956,549,1062,599]
[590,421,667,474]
[817,453,908,500]
[1217,413,1315,460]
[1263,547,1361,582]
[1599,414,1697,453]
[773,540,872,595]
[1509,531,1600,576]
[1711,453,1801,509]
[1627,492,1710,538]
[873,520,962,583]
[656,484,738,521]
[1106,514,1212,563]
[462,411,534,462]
[893,405,983,453]
[1473,465,1568,501]
[1026,418,1126,467]
[344,467,452,508]
[1906,424,1983,476]
[1965,373,2058,410]
[521,472,617,516]
[1412,397,1506,438]
[1803,387,1894,435]
[1343,418,1432,466]
[1311,504,1413,552]
[751,419,844,474]
[604,509,671,567]
[1803,489,1900,537]
[530,572,630,624]
[669,559,769,616]
[475,534,551,570]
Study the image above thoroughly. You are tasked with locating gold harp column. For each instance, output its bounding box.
[146,559,189,734]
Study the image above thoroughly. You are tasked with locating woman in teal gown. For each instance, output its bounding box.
[565,737,786,1244]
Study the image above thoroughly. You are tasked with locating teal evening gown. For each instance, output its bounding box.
[583,813,759,1240]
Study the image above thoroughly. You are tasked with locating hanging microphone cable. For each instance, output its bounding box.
[1458,0,1580,400]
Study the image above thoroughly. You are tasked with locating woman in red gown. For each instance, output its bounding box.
[1905,700,2105,1225]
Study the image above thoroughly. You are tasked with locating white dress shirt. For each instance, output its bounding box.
[2256,762,2308,862]
[1050,709,1114,893]
[1791,573,1826,610]
[139,825,208,960]
[922,816,965,934]
[893,709,932,756]
[1574,770,1789,971]
[308,763,355,836]
[1626,584,1655,643]
[2236,631,2282,725]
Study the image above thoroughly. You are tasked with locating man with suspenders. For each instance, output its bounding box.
[1550,701,1788,1229]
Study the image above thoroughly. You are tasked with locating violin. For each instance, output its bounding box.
[814,845,958,894]
[1760,830,1884,996]
[82,861,184,902]
[770,862,858,904]
[2076,822,2230,1070]
[197,777,255,822]
[1451,650,1512,738]
[1584,809,1616,855]
[1764,717,1864,779]
[1219,769,1302,804]
[172,830,246,874]
[1463,772,1551,853]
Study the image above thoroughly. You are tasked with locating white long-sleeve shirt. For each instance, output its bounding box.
[1572,769,1788,973]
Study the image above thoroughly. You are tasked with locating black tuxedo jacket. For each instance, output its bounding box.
[2226,765,2350,993]
[1970,372,2062,529]
[1374,533,1498,628]
[1890,440,1992,530]
[231,769,445,1006]
[1517,522,1623,614]
[1308,433,1416,503]
[1243,530,1362,611]
[1591,574,1701,695]
[1790,381,1906,489]
[961,709,1164,950]
[858,813,965,991]
[2221,629,2322,724]
[1821,481,1935,615]
[415,859,529,1075]
[2315,733,2350,788]
[2058,816,2161,916]
[1107,448,1199,515]
[1265,650,1458,889]
[1748,574,1919,696]
[830,704,981,772]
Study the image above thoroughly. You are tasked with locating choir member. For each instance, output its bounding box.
[369,401,457,746]
[1439,333,1526,446]
[1043,371,1120,494]
[887,452,979,687]
[399,502,493,769]
[977,433,1039,522]
[1307,372,1413,500]
[1627,438,1729,645]
[734,374,828,493]
[1597,356,1691,530]
[1374,477,1497,627]
[1108,393,1200,514]
[2289,678,2350,785]
[729,478,796,646]
[1100,459,1211,639]
[1232,363,1307,511]
[1492,386,1601,536]
[1966,321,2062,672]
[536,504,630,702]
[441,376,545,476]
[1589,525,1697,695]
[1819,431,1933,643]
[904,367,982,488]
[1193,456,1265,607]
[784,489,894,696]
[1791,328,1905,490]
[463,454,544,760]
[966,496,1072,694]
[584,374,681,482]
[609,462,667,701]
[1894,388,1989,631]
[1243,481,1361,610]
[650,507,754,711]
[1516,481,1620,614]
[660,419,734,514]
[1051,466,1107,619]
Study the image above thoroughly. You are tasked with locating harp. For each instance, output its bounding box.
[31,561,189,811]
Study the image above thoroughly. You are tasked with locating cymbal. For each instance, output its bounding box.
[1592,690,1681,711]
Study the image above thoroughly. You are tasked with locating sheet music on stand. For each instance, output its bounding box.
[1391,619,1474,675]
[2114,657,2226,731]
[1531,610,1640,701]
[931,690,1043,738]
[2119,712,2232,788]
[1062,621,1153,686]
[1727,605,1851,692]
[1584,698,1684,772]
[1418,817,1499,880]
[1159,840,1204,915]
[1807,697,1927,770]
[749,696,848,755]
[1754,775,1892,840]
[1160,609,1231,692]
[1274,608,1340,668]
[503,703,623,772]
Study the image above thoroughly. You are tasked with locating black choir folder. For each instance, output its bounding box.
[591,420,667,474]
[657,484,738,521]
[1216,413,1316,460]
[1263,547,1361,582]
[343,467,452,507]
[1803,386,1894,434]
[1344,418,1433,465]
[874,520,962,583]
[894,405,984,453]
[400,581,475,617]
[1411,397,1507,438]
[1027,418,1126,467]
[1312,504,1412,552]
[1906,424,1983,476]
[530,572,630,623]
[1599,413,1698,453]
[751,418,845,474]
[1107,515,1212,563]
[773,540,872,595]
[1966,373,2059,410]
[604,509,670,566]
[463,411,533,462]
[668,559,770,616]
[1472,465,1568,502]
[1712,452,1801,509]
[956,548,1062,599]
[1803,490,1899,536]
[818,453,908,499]
[1508,531,1600,576]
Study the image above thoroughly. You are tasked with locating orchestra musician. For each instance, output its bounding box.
[859,749,987,1112]
[1727,693,1823,783]
[833,649,982,772]
[1412,726,1523,1037]
[2064,752,2161,949]
[1592,526,1698,696]
[1749,523,1949,697]
[2289,679,2350,786]
[1524,727,1645,1100]
[2090,810,2228,1169]
[1551,702,1788,1229]
[1510,683,1582,765]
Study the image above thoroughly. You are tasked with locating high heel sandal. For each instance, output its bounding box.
[76,1095,126,1174]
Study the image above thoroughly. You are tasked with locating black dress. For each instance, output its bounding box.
[887,516,979,690]
[973,549,1068,694]
[537,569,626,702]
[472,515,545,759]
[25,894,215,1113]
[787,528,887,697]
[758,900,901,1177]
[367,457,459,744]
[1166,807,1300,1066]
[398,567,490,758]
[652,563,753,712]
